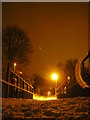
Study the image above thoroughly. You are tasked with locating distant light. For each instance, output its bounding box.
[64,86,66,90]
[51,73,58,80]
[68,76,70,80]
[14,63,16,67]
[48,91,50,94]
[48,91,51,96]
[20,71,22,74]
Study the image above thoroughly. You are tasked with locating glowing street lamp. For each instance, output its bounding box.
[51,73,58,97]
[67,76,70,84]
[66,76,70,97]
[14,63,16,71]
[52,73,58,81]
[68,76,70,80]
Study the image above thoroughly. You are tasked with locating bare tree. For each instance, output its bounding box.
[57,59,78,86]
[2,25,34,79]
[65,59,78,76]
[32,74,42,93]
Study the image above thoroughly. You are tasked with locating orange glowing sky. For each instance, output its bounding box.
[2,2,88,80]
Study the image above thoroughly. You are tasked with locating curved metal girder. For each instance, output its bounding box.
[75,59,90,89]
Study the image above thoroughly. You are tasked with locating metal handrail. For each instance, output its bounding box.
[56,80,65,91]
[10,69,33,88]
[57,69,75,92]
[0,79,33,94]
[2,67,34,98]
[75,56,90,88]
[56,52,90,97]
[57,82,78,96]
[67,82,78,91]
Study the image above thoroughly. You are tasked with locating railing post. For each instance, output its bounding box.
[19,78,21,98]
[22,80,24,98]
[6,61,10,97]
[27,84,28,98]
[88,51,90,73]
[66,76,68,98]
[11,73,15,98]
[29,86,31,99]
[16,76,18,98]
[32,87,34,99]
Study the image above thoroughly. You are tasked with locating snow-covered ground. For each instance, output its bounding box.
[1,97,90,119]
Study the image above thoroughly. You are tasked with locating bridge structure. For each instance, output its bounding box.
[1,51,90,100]
[1,61,34,99]
[56,52,90,98]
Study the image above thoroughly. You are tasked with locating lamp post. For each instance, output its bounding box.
[14,63,16,71]
[66,76,70,97]
[51,73,58,98]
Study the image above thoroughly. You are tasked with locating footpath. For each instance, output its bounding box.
[1,97,90,119]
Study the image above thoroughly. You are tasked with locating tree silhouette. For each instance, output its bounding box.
[32,74,47,93]
[57,59,78,81]
[2,25,34,79]
[65,59,78,77]
[65,59,78,97]
[57,62,65,86]
[32,74,42,93]
[57,59,78,96]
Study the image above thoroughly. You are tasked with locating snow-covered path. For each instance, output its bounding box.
[2,97,90,119]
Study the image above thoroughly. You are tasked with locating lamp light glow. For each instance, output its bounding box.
[51,73,58,80]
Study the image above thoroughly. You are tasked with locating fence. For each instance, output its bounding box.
[57,71,79,98]
[57,52,90,98]
[1,62,34,99]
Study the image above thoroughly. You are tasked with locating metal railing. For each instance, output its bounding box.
[1,62,34,99]
[56,52,90,98]
[56,70,78,98]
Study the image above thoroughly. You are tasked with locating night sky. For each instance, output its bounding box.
[2,2,88,81]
